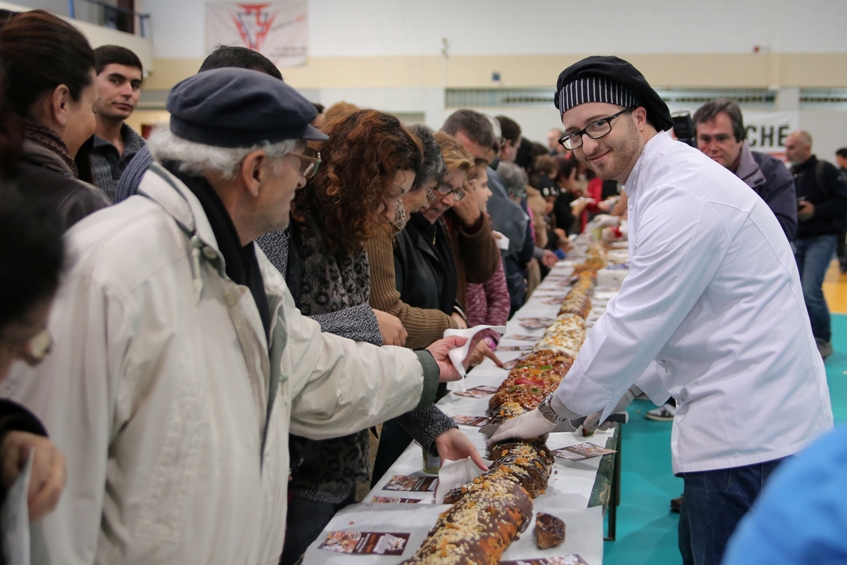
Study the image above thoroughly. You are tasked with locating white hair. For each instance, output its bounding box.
[485,114,502,139]
[496,161,528,195]
[147,126,299,180]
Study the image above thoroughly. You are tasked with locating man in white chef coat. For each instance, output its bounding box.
[489,56,833,565]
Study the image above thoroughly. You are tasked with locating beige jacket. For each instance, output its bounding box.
[5,164,436,565]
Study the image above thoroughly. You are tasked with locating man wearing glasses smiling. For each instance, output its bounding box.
[488,55,832,565]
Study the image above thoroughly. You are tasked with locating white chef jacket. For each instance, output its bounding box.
[554,131,832,474]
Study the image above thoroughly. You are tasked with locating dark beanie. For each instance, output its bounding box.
[554,56,673,132]
[167,67,328,148]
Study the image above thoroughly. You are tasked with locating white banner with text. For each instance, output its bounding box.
[205,1,308,67]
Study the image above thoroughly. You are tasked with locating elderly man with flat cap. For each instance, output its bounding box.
[489,56,832,565]
[6,68,471,565]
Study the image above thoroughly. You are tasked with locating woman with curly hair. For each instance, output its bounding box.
[256,110,485,565]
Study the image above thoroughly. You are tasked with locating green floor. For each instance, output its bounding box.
[601,314,847,565]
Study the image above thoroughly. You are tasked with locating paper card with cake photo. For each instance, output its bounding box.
[531,287,569,296]
[383,475,438,492]
[452,385,498,398]
[318,531,362,554]
[503,334,541,342]
[518,322,548,330]
[498,344,535,352]
[370,496,421,503]
[366,532,410,555]
[518,317,554,330]
[501,556,588,565]
[452,415,489,427]
[551,442,616,462]
[318,531,411,555]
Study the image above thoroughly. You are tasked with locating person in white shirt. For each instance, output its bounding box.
[489,56,833,565]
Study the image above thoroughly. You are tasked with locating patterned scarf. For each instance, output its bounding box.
[392,198,407,233]
[21,117,79,178]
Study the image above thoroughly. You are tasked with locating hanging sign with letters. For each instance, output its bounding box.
[741,111,799,161]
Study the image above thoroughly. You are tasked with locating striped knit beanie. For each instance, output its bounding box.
[557,76,640,116]
[554,56,673,132]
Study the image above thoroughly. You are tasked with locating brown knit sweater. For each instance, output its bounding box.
[366,212,501,349]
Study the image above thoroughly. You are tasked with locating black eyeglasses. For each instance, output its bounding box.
[435,182,465,202]
[289,147,321,179]
[558,108,633,150]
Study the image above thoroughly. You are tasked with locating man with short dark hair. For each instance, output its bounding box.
[786,129,847,358]
[441,109,496,162]
[114,46,284,203]
[693,98,797,241]
[489,55,832,565]
[496,115,522,164]
[198,44,283,79]
[836,147,847,172]
[90,45,146,201]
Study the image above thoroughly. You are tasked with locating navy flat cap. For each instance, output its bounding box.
[167,67,328,148]
[554,56,673,132]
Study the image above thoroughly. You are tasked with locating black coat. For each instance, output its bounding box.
[394,213,457,315]
[792,155,847,238]
[15,141,109,232]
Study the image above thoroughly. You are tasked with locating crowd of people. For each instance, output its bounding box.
[0,7,845,565]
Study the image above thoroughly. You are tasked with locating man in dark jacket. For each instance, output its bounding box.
[835,147,847,272]
[786,130,847,359]
[693,99,797,241]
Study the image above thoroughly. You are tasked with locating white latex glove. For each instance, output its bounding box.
[581,387,638,434]
[593,214,620,228]
[487,409,557,445]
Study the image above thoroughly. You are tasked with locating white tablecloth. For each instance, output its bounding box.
[302,261,618,565]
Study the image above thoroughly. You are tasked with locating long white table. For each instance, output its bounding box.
[302,259,619,565]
